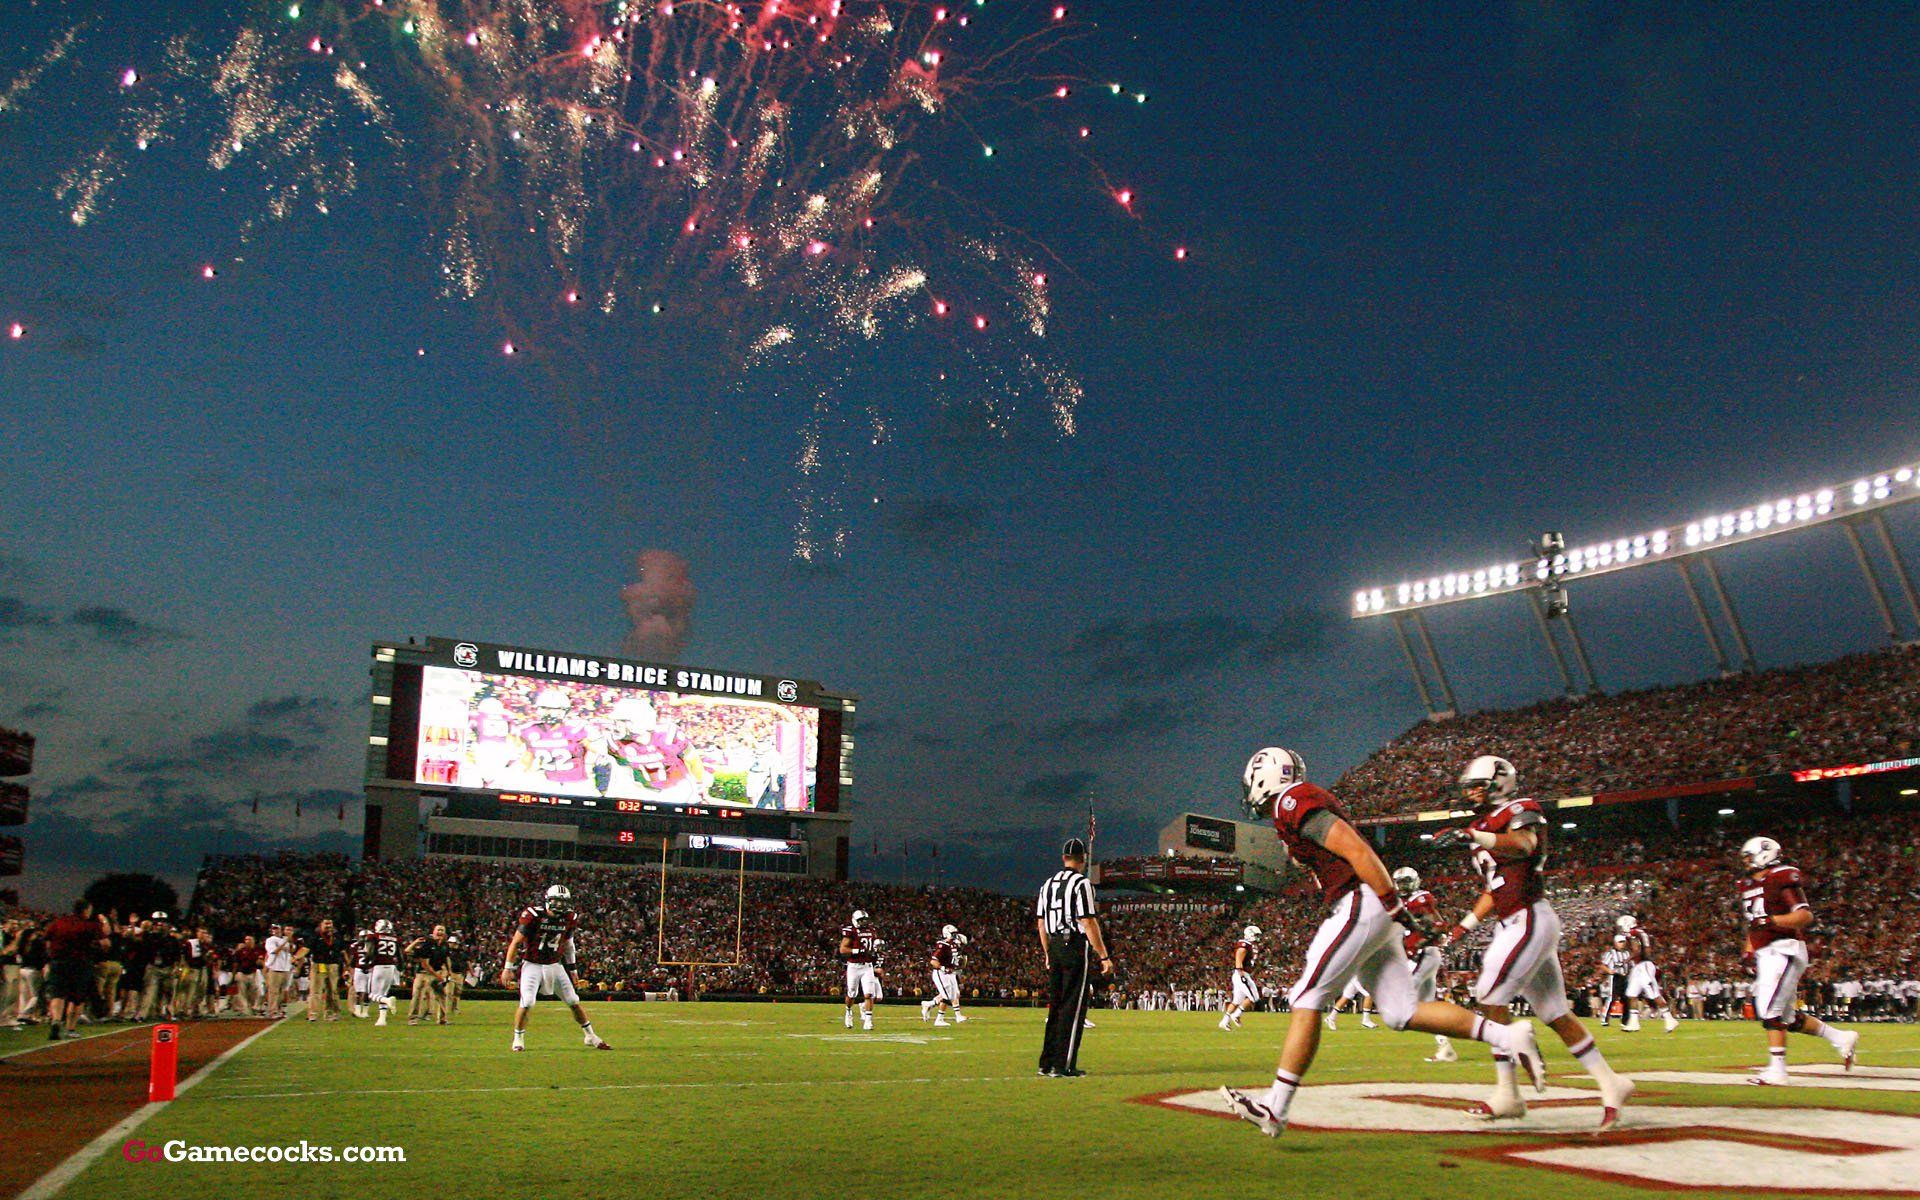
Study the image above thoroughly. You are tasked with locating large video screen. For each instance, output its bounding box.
[413,666,820,812]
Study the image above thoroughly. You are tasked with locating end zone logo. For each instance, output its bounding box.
[776,680,798,702]
[453,643,479,667]
[1145,1071,1920,1194]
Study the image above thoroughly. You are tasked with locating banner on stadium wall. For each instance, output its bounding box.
[0,782,25,825]
[0,835,21,876]
[1100,859,1243,885]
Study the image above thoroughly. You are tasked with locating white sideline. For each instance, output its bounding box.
[0,1023,155,1061]
[16,1016,290,1200]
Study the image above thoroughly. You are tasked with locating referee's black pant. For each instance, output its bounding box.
[1039,933,1092,1074]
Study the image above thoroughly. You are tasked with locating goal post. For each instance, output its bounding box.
[654,836,746,968]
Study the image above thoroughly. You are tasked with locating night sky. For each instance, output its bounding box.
[4,2,1919,905]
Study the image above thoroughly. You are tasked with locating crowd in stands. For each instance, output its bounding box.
[1334,646,1920,819]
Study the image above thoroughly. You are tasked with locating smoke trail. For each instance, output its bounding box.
[619,550,695,662]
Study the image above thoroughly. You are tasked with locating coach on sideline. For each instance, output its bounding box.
[1035,838,1111,1077]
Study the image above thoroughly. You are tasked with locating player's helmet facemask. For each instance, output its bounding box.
[1457,755,1518,814]
[534,688,570,725]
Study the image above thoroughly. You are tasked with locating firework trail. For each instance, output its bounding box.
[5,0,1172,561]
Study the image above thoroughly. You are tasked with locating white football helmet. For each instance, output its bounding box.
[374,918,393,935]
[544,884,573,913]
[851,909,869,927]
[609,697,658,730]
[533,688,571,723]
[941,924,959,940]
[1740,836,1781,871]
[1242,925,1261,943]
[952,932,969,947]
[1390,867,1421,895]
[1459,755,1518,805]
[476,696,506,716]
[1241,747,1307,818]
[1615,914,1638,933]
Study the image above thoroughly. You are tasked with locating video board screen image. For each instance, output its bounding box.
[414,666,820,811]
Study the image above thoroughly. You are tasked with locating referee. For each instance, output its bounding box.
[1035,838,1112,1077]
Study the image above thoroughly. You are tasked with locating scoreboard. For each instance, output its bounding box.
[363,637,856,878]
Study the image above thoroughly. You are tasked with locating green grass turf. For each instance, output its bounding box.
[52,1004,1920,1200]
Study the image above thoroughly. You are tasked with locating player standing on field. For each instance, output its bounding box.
[1434,756,1632,1129]
[1219,748,1547,1140]
[1615,915,1679,1032]
[839,910,882,1030]
[1598,936,1631,1026]
[1393,868,1457,1063]
[500,885,610,1052]
[361,920,401,1027]
[1219,925,1262,1031]
[1737,836,1858,1085]
[920,925,969,1027]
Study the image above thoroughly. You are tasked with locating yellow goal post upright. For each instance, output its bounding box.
[654,836,747,994]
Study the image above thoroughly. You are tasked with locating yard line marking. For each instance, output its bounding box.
[16,1018,288,1200]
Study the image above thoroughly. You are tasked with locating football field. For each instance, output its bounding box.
[13,1004,1920,1200]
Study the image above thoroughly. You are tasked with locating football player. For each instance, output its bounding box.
[1616,915,1679,1032]
[1219,925,1263,1031]
[350,926,372,1019]
[839,910,882,1030]
[468,695,515,787]
[515,689,593,789]
[920,925,968,1027]
[1598,934,1632,1026]
[1332,977,1378,1029]
[1737,836,1858,1084]
[1433,756,1632,1129]
[1219,747,1546,1140]
[1394,867,1456,1063]
[362,919,400,1027]
[604,697,710,802]
[500,885,610,1052]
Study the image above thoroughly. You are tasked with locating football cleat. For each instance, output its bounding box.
[1466,1093,1527,1120]
[1837,1030,1859,1071]
[1663,1012,1679,1033]
[933,1017,950,1027]
[1508,1021,1548,1094]
[953,1013,967,1023]
[1220,1088,1285,1137]
[1597,1074,1635,1132]
[1746,1073,1788,1087]
[1425,1037,1458,1063]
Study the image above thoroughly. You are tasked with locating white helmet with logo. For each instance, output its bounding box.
[1740,836,1781,871]
[1615,914,1638,933]
[544,884,573,913]
[1241,747,1306,818]
[374,918,393,934]
[1242,925,1261,943]
[1391,867,1421,895]
[851,909,869,927]
[1458,755,1518,805]
[941,924,959,940]
[533,688,571,722]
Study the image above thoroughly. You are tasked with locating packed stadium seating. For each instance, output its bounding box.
[1332,646,1920,819]
[179,796,1920,1013]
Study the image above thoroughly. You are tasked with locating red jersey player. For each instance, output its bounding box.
[1219,746,1545,1140]
[1218,925,1263,1031]
[920,924,968,1027]
[1614,915,1679,1032]
[1436,755,1631,1129]
[1391,867,1456,1062]
[839,910,882,1030]
[515,689,592,787]
[1737,836,1858,1084]
[500,884,609,1052]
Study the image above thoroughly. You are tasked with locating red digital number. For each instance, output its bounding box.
[617,831,635,844]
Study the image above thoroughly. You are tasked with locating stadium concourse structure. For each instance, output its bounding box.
[0,722,31,899]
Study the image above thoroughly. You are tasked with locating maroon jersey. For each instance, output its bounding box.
[360,931,398,966]
[611,729,696,790]
[1467,798,1549,919]
[1271,781,1359,905]
[516,906,578,965]
[1740,864,1810,951]
[44,914,101,961]
[1232,940,1260,970]
[517,721,591,784]
[840,924,877,964]
[1402,889,1439,953]
[932,939,961,970]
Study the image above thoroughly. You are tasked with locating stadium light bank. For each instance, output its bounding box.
[1349,457,1920,718]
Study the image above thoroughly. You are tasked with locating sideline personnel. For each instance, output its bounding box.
[1035,838,1111,1077]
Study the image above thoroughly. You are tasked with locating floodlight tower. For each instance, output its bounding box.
[1350,458,1920,719]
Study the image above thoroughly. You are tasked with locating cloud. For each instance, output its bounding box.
[68,606,186,649]
[884,498,985,554]
[1015,697,1188,746]
[1064,610,1335,685]
[112,695,344,775]
[15,701,61,719]
[0,595,57,633]
[1015,770,1099,802]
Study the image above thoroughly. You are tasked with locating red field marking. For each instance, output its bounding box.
[0,1020,271,1197]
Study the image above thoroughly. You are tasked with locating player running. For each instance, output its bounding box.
[1219,747,1546,1140]
[1219,925,1263,1031]
[361,919,401,1027]
[1615,915,1679,1032]
[920,925,969,1027]
[1435,755,1632,1129]
[1598,934,1631,1026]
[499,885,610,1052]
[350,926,372,1019]
[1393,867,1456,1063]
[840,909,882,1031]
[1737,836,1858,1085]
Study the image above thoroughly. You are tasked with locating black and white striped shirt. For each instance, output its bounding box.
[1036,869,1097,936]
[1601,948,1631,976]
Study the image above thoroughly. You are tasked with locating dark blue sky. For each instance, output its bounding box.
[4,2,1920,904]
